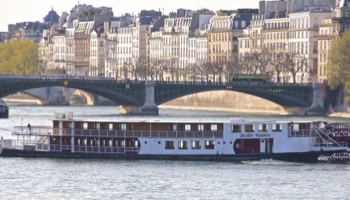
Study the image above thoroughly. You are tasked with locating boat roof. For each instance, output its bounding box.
[52,113,315,124]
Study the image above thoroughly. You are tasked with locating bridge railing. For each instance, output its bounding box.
[154,80,313,87]
[0,74,313,87]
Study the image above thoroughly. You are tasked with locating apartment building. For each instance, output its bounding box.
[263,17,290,82]
[238,14,265,74]
[207,9,257,82]
[105,20,118,78]
[89,25,105,77]
[288,7,332,83]
[317,19,334,83]
[52,28,66,74]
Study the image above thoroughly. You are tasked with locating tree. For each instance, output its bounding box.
[0,39,38,75]
[239,49,272,75]
[270,51,285,83]
[282,53,307,84]
[222,61,235,83]
[327,30,350,90]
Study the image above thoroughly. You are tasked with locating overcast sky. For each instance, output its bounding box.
[0,0,261,31]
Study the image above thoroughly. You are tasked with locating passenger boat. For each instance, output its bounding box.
[0,113,349,163]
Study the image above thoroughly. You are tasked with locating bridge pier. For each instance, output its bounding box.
[118,81,159,115]
[306,84,326,115]
[141,81,159,115]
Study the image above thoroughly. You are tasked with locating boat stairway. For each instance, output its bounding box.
[314,127,350,162]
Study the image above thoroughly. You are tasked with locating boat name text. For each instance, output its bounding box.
[240,133,271,138]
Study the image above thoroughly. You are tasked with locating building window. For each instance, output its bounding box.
[313,42,318,54]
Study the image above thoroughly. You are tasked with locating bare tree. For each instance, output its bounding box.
[239,49,272,75]
[167,58,177,82]
[148,59,161,81]
[222,60,236,83]
[269,51,285,83]
[196,62,206,83]
[213,62,224,83]
[282,53,307,83]
[239,53,254,74]
[204,62,214,82]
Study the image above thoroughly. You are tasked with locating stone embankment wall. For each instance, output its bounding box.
[159,91,288,115]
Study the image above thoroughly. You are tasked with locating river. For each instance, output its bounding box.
[0,106,349,199]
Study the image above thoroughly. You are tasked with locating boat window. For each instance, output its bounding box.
[172,124,177,131]
[272,124,282,132]
[185,124,191,131]
[211,124,217,131]
[245,124,254,132]
[231,125,241,133]
[89,123,97,129]
[178,140,188,149]
[53,121,59,128]
[83,123,88,130]
[292,123,299,130]
[63,122,71,128]
[191,140,201,149]
[165,141,175,149]
[258,124,267,132]
[127,139,138,147]
[109,123,113,130]
[115,140,125,147]
[198,124,204,131]
[205,140,215,149]
[121,123,126,131]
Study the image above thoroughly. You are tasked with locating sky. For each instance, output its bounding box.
[0,0,261,31]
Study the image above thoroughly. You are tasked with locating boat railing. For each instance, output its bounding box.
[49,144,140,154]
[52,128,223,138]
[289,129,315,137]
[0,139,16,149]
[12,126,53,136]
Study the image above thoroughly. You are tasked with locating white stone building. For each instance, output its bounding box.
[288,7,332,83]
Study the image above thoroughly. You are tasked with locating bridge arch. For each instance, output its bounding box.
[159,90,287,114]
[70,90,97,105]
[3,91,47,105]
[154,83,313,108]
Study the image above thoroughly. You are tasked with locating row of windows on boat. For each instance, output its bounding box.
[50,137,218,150]
[54,121,284,132]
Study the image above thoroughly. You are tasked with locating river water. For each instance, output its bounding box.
[0,106,349,199]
